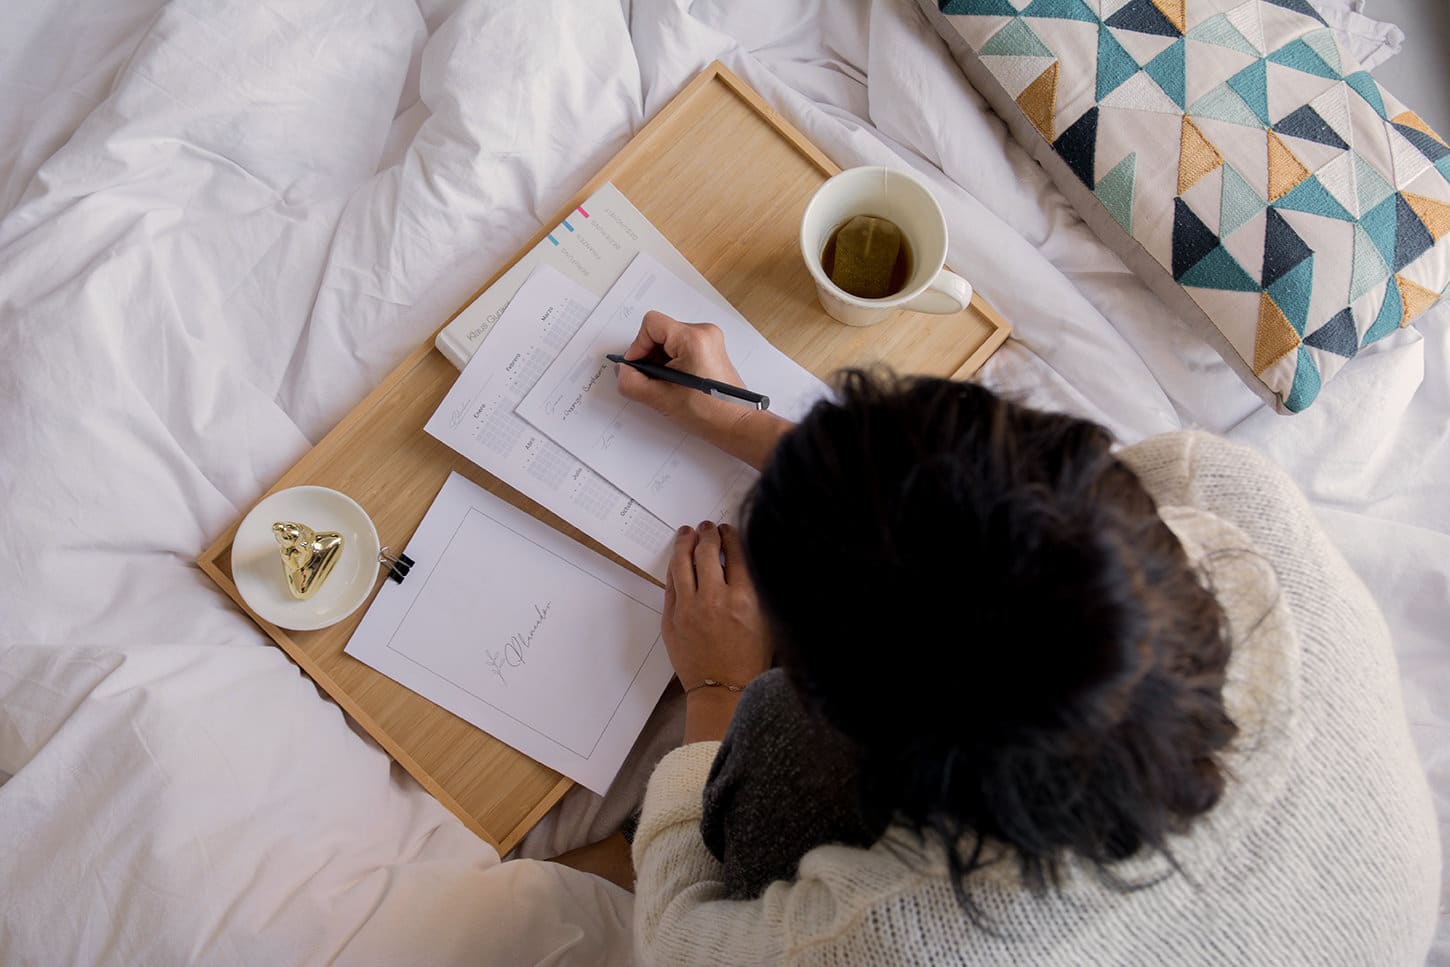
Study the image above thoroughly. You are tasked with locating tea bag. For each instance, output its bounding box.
[829,215,903,300]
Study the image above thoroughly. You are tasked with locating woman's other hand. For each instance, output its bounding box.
[615,311,793,471]
[664,521,771,743]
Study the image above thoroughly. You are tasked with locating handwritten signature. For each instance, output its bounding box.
[485,601,554,686]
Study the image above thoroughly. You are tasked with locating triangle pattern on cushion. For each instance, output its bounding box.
[1105,0,1180,36]
[1097,24,1142,100]
[1020,0,1099,22]
[1343,70,1387,119]
[1360,193,1401,268]
[1227,60,1271,126]
[1276,177,1353,220]
[1173,196,1221,278]
[1263,0,1327,25]
[1302,27,1343,74]
[982,17,1056,56]
[1187,13,1258,56]
[1094,152,1138,233]
[1388,124,1435,185]
[1267,253,1315,333]
[1191,83,1265,128]
[1304,307,1358,357]
[1100,70,1182,113]
[1349,222,1391,301]
[1267,38,1339,79]
[1150,0,1186,33]
[1392,123,1450,163]
[1402,192,1450,242]
[1179,115,1224,193]
[941,0,1020,13]
[1392,194,1435,272]
[1267,130,1311,201]
[1220,162,1267,236]
[1313,150,1357,217]
[1054,106,1099,186]
[1355,154,1394,213]
[1262,207,1312,287]
[1181,244,1262,291]
[1307,83,1354,148]
[1390,110,1445,143]
[1017,61,1060,140]
[1361,278,1401,346]
[1145,38,1186,108]
[1284,345,1322,412]
[1254,291,1302,373]
[1396,275,1440,326]
[1275,105,1348,150]
[1225,0,1267,54]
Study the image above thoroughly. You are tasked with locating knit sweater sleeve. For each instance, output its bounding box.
[632,742,853,966]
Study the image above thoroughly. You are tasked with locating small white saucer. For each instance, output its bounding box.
[232,486,381,631]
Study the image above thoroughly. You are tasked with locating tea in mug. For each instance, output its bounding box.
[820,215,912,300]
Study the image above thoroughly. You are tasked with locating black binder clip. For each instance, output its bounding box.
[378,547,415,584]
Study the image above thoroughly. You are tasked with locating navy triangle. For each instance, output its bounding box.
[1263,0,1327,25]
[1105,0,1179,36]
[1053,107,1099,188]
[1393,194,1435,272]
[1393,123,1450,163]
[1304,307,1358,357]
[940,0,1020,13]
[1263,208,1313,287]
[1275,105,1348,150]
[1172,198,1219,280]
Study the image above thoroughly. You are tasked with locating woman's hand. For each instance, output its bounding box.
[664,521,771,743]
[615,311,793,471]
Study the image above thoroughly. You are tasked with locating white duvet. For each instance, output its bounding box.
[1,1,1445,963]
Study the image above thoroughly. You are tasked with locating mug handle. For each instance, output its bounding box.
[903,269,973,315]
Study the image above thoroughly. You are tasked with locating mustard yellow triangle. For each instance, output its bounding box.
[1151,0,1186,34]
[1266,131,1310,203]
[1254,292,1300,374]
[1018,62,1059,142]
[1391,110,1446,146]
[1178,116,1224,195]
[1396,275,1440,327]
[1402,192,1450,242]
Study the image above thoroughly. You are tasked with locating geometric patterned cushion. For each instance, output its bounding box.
[919,0,1450,411]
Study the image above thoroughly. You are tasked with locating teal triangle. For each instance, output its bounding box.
[1355,154,1393,213]
[1439,155,1450,181]
[1303,28,1343,75]
[1220,163,1265,236]
[1227,60,1271,126]
[1267,38,1340,80]
[1191,83,1265,128]
[1187,14,1258,57]
[1361,194,1400,269]
[1179,245,1261,292]
[1020,0,1099,23]
[1349,222,1391,301]
[982,17,1055,57]
[1283,345,1322,412]
[1276,177,1353,221]
[1344,71,1387,119]
[1094,153,1138,233]
[942,0,1019,14]
[1144,38,1186,109]
[1097,24,1141,100]
[1267,254,1315,335]
[1361,280,1401,346]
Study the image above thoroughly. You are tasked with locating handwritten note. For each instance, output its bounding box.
[344,473,673,794]
[515,253,829,525]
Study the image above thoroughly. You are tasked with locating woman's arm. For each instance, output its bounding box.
[614,311,793,471]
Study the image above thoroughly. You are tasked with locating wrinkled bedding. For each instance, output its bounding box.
[1,1,1445,963]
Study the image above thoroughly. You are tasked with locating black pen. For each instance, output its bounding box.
[606,354,771,411]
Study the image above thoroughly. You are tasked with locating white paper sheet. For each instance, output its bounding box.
[344,472,673,796]
[425,265,675,580]
[515,252,829,525]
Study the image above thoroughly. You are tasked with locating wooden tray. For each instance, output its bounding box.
[198,62,1010,854]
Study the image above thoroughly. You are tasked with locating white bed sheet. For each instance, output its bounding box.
[0,1,1444,963]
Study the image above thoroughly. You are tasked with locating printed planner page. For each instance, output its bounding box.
[425,264,675,580]
[344,472,672,796]
[514,252,828,526]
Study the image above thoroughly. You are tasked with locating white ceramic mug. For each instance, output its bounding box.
[800,166,973,327]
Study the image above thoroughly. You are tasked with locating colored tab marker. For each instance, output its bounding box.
[576,206,590,218]
[547,234,559,246]
[562,219,575,232]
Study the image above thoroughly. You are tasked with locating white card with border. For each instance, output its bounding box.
[344,472,672,795]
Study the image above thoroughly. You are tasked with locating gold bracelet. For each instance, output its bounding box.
[685,678,747,694]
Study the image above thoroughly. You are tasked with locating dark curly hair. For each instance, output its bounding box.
[741,370,1237,911]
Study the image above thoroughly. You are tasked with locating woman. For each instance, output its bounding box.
[559,311,1440,964]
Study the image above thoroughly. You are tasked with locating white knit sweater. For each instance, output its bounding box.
[631,432,1441,965]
